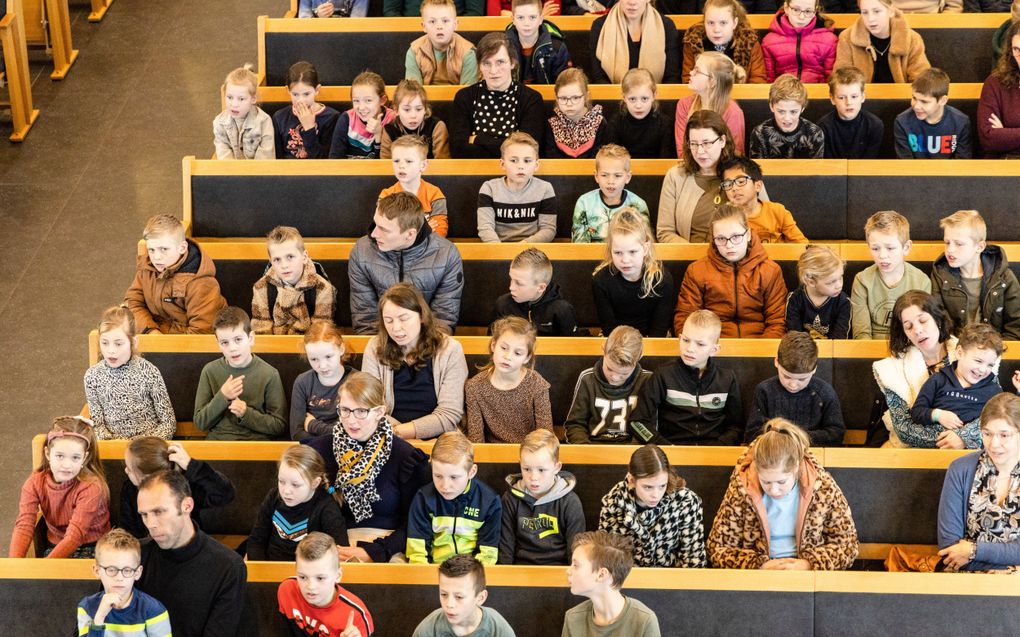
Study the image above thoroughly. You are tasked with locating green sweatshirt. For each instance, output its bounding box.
[193,355,287,440]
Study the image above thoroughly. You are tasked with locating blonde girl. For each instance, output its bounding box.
[708,419,859,570]
[84,306,176,440]
[544,68,606,159]
[465,316,554,443]
[214,64,275,159]
[329,71,397,159]
[592,209,675,338]
[272,61,340,159]
[835,0,931,83]
[676,52,747,155]
[787,245,851,339]
[380,79,450,159]
[10,417,110,558]
[290,320,355,441]
[606,68,675,159]
[598,444,707,568]
[682,0,767,84]
[246,445,347,561]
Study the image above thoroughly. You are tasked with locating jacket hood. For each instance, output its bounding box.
[737,444,821,498]
[505,471,577,506]
[530,281,565,309]
[768,10,832,35]
[706,226,768,272]
[932,244,1011,284]
[139,238,212,279]
[593,357,645,396]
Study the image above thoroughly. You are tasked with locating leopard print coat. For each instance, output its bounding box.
[681,22,767,84]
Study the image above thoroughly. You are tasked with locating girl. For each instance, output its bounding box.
[785,245,851,339]
[598,444,707,568]
[605,68,675,159]
[544,68,606,159]
[380,79,450,159]
[762,0,838,83]
[272,61,339,159]
[246,445,348,561]
[290,320,356,441]
[213,64,275,159]
[675,51,747,155]
[708,419,859,570]
[83,306,176,440]
[464,316,554,443]
[592,208,675,338]
[589,0,681,84]
[119,437,236,539]
[835,0,930,83]
[681,0,767,84]
[10,417,110,558]
[329,71,396,159]
[674,204,788,338]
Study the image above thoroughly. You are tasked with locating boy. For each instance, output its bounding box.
[628,310,743,446]
[894,68,973,159]
[851,211,931,339]
[494,247,580,337]
[931,209,1020,339]
[193,306,288,440]
[745,332,845,445]
[412,555,515,637]
[563,531,660,637]
[717,156,807,244]
[77,528,172,637]
[404,0,479,84]
[564,325,651,444]
[505,0,571,85]
[749,74,824,160]
[477,132,558,243]
[572,144,649,243]
[910,323,1004,450]
[124,214,227,334]
[499,430,585,565]
[379,134,449,237]
[251,225,336,335]
[407,431,501,565]
[277,532,374,637]
[817,66,884,159]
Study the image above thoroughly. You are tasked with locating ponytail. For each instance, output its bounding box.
[752,418,810,474]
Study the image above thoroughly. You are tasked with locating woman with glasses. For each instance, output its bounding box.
[589,0,681,84]
[544,68,607,158]
[979,20,1020,158]
[762,0,837,83]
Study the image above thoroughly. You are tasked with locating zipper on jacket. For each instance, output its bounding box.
[732,265,741,337]
[796,34,803,78]
[398,251,405,282]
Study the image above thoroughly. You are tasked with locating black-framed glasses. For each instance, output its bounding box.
[785,4,816,16]
[97,565,140,578]
[713,230,749,247]
[720,175,752,191]
[688,136,721,151]
[339,406,374,419]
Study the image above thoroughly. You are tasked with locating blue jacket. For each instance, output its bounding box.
[406,478,501,565]
[506,21,572,85]
[910,363,1001,433]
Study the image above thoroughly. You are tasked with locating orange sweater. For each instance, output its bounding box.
[9,471,110,558]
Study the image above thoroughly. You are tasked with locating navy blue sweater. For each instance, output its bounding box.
[910,363,1002,426]
[745,376,846,446]
[893,105,973,159]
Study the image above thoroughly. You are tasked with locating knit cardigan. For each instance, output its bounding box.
[834,14,931,84]
[977,74,1020,158]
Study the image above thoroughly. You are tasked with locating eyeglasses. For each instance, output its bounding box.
[981,430,1017,443]
[690,68,709,79]
[557,95,585,105]
[713,230,749,246]
[339,406,375,419]
[688,136,721,151]
[785,4,816,16]
[97,565,140,578]
[720,175,752,191]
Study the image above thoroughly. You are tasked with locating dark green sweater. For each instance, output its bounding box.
[193,354,287,440]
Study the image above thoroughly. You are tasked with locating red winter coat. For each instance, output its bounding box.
[762,10,837,84]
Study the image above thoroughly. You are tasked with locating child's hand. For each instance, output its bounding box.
[365,113,383,138]
[337,546,371,563]
[294,102,316,132]
[304,413,316,431]
[94,591,128,624]
[542,0,559,16]
[936,409,964,430]
[339,612,362,637]
[220,374,245,400]
[315,1,335,17]
[936,430,965,449]
[1012,370,1020,393]
[229,399,248,418]
[989,113,1004,130]
[167,443,192,471]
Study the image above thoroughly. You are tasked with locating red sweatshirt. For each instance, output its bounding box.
[277,577,375,636]
[9,471,110,558]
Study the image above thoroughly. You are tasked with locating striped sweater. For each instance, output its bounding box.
[77,589,171,637]
[9,471,110,558]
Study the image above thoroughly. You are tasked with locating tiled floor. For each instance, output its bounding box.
[0,0,281,551]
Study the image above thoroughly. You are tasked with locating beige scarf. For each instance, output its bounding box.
[595,4,667,83]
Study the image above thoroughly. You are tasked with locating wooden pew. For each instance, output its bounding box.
[21,0,78,79]
[0,0,40,141]
[85,0,114,22]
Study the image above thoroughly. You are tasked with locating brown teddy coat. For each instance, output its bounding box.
[834,13,931,83]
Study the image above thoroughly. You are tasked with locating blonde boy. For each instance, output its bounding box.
[931,210,1020,339]
[817,66,884,159]
[749,74,824,159]
[412,555,515,637]
[477,132,557,243]
[406,431,501,565]
[214,65,275,160]
[851,211,931,339]
[894,68,972,159]
[251,226,335,335]
[378,134,449,237]
[572,144,649,243]
[404,0,479,85]
[493,247,580,336]
[506,0,572,84]
[124,214,227,334]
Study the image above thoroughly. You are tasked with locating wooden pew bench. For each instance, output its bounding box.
[0,0,40,141]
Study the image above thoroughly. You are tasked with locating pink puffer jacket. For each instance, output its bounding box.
[762,10,837,84]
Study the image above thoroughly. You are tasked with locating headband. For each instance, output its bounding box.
[47,429,92,450]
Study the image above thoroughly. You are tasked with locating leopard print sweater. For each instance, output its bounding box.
[83,356,176,440]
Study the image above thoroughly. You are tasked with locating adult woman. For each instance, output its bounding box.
[361,282,468,440]
[835,0,930,83]
[937,393,1020,572]
[979,20,1020,159]
[449,32,544,158]
[589,0,681,84]
[707,419,859,570]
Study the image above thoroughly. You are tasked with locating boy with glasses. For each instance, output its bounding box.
[717,156,807,244]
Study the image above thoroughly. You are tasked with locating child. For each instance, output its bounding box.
[329,71,396,159]
[213,64,274,160]
[544,68,604,159]
[592,209,675,338]
[506,0,571,85]
[629,310,744,446]
[405,0,479,86]
[379,134,449,237]
[407,431,501,565]
[598,445,706,568]
[932,209,1020,340]
[465,317,554,444]
[717,156,808,244]
[124,214,227,335]
[565,326,652,444]
[291,320,356,441]
[746,332,846,445]
[676,51,747,155]
[817,66,884,159]
[412,555,515,637]
[477,132,557,243]
[563,531,661,637]
[273,61,339,159]
[499,430,585,565]
[910,323,1005,450]
[605,69,674,159]
[10,417,110,558]
[247,446,348,561]
[834,0,930,84]
[251,225,336,335]
[380,79,450,159]
[786,244,851,339]
[84,306,176,440]
[299,0,367,17]
[681,0,766,84]
[572,144,649,243]
[894,67,973,159]
[277,532,374,636]
[193,306,288,440]
[851,210,931,339]
[77,529,171,637]
[493,247,580,336]
[762,0,837,84]
[749,74,825,159]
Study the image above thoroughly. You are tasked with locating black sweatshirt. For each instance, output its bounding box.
[605,110,675,159]
[498,472,585,565]
[817,109,884,159]
[119,459,236,539]
[785,287,852,340]
[592,266,675,337]
[246,487,349,561]
[745,376,846,446]
[494,283,580,336]
[564,358,652,444]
